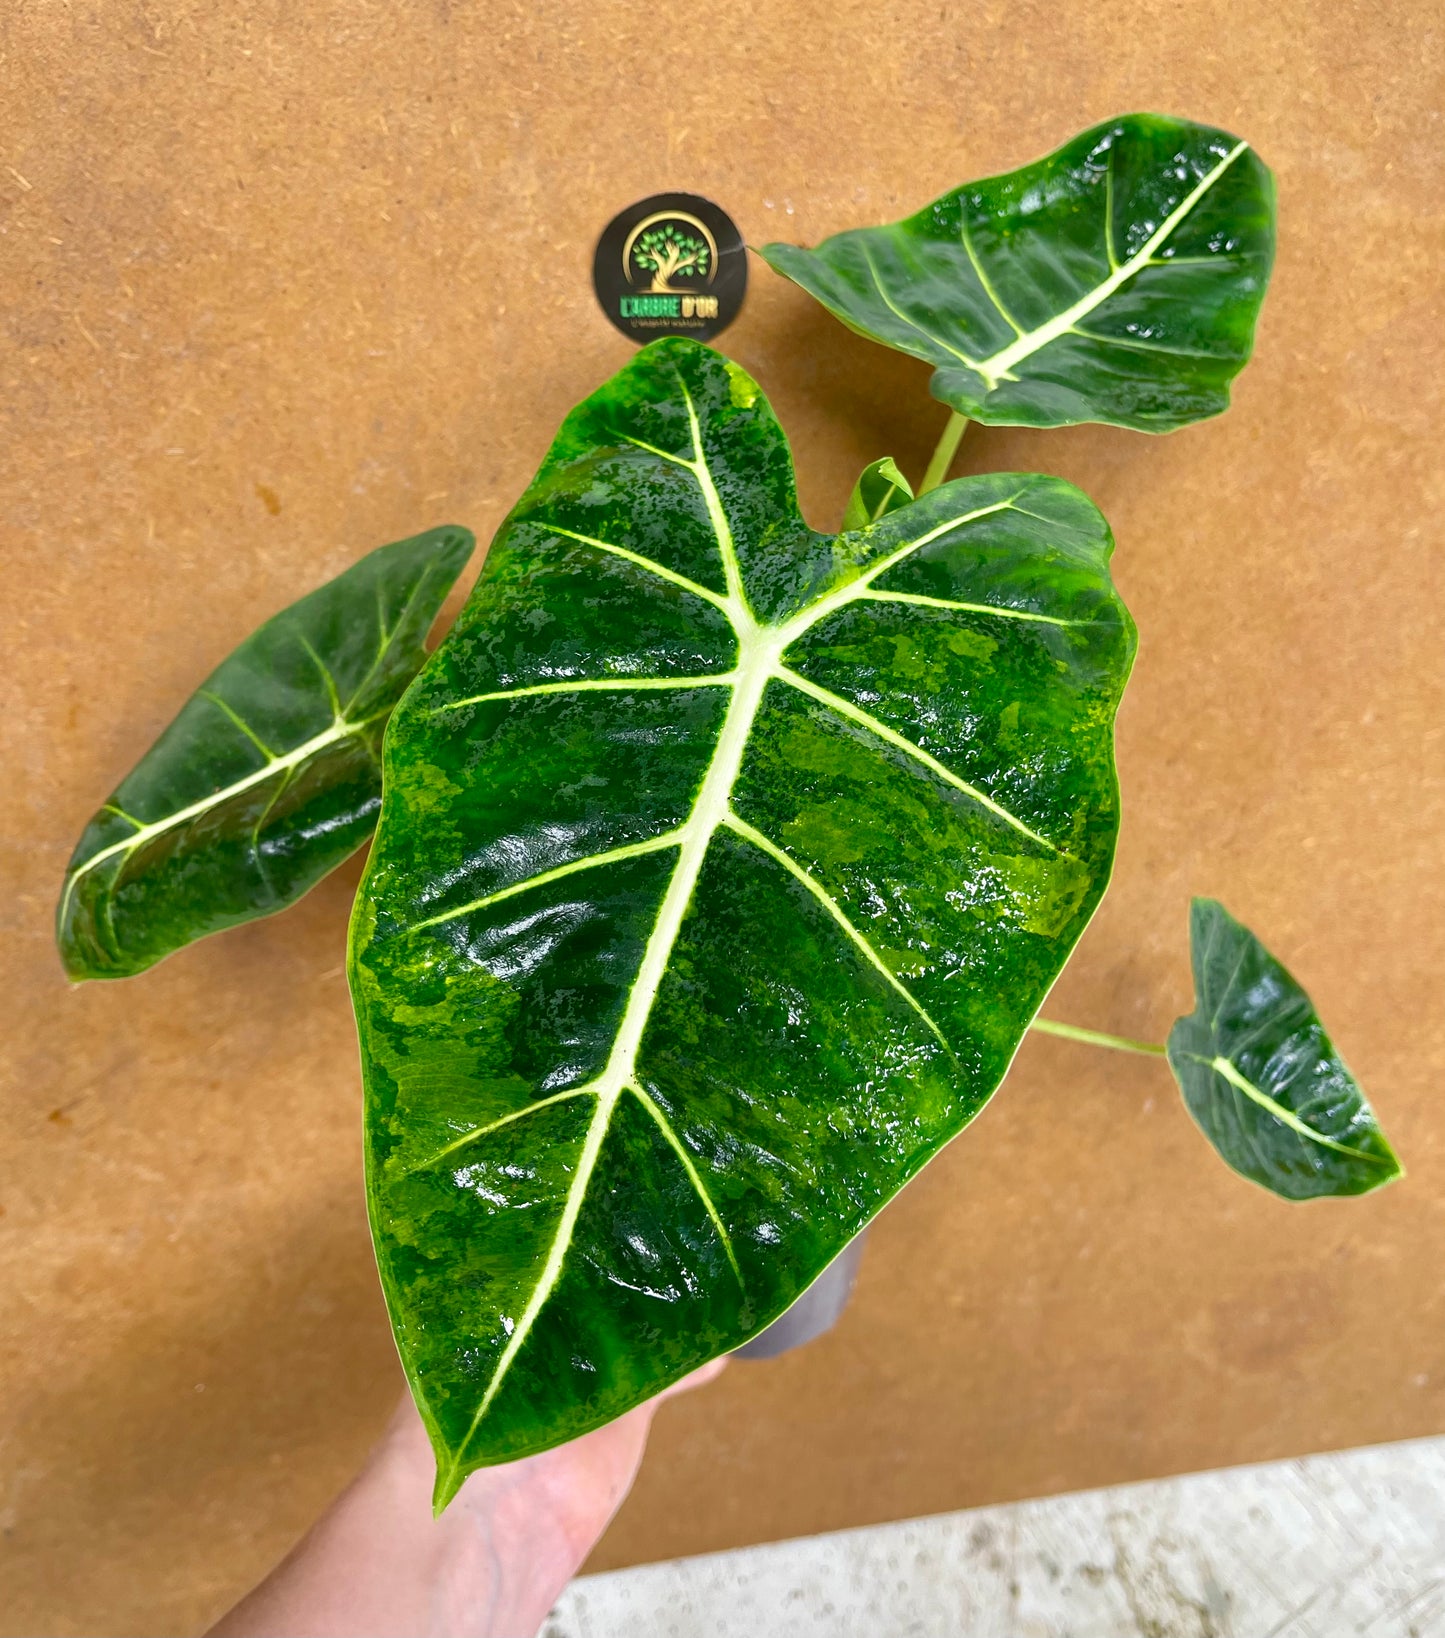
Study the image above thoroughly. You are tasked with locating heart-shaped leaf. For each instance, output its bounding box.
[760,114,1275,431]
[1168,899,1401,1199]
[349,338,1135,1501]
[58,526,474,980]
[841,456,914,531]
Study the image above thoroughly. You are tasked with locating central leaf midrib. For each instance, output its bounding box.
[441,627,780,1484]
[600,646,775,1089]
[972,140,1249,388]
[441,545,1060,1460]
[1188,1050,1391,1166]
[60,712,376,924]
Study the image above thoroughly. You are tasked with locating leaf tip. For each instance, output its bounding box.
[431,1459,465,1517]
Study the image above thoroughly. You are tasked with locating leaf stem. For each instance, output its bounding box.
[1029,1018,1168,1057]
[918,410,968,494]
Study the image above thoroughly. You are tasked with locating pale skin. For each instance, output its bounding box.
[208,1361,725,1638]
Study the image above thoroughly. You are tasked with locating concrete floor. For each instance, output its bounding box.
[546,1436,1445,1638]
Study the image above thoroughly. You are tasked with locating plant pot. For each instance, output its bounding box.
[731,1232,867,1360]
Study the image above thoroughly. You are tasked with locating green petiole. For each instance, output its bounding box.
[1029,1018,1168,1057]
[918,409,969,494]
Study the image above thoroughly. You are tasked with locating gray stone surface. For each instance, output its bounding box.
[547,1436,1445,1637]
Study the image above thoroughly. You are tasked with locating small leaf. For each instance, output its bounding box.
[761,113,1275,432]
[58,526,474,980]
[841,456,915,531]
[1167,899,1401,1200]
[350,337,1136,1497]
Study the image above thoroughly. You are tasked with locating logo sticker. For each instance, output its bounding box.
[593,192,747,343]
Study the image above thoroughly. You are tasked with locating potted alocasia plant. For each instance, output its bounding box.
[58,113,1399,1510]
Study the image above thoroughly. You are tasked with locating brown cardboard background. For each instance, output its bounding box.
[2,3,1442,1632]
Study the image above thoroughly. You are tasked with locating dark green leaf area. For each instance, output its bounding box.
[361,827,687,1112]
[815,471,1129,628]
[383,851,674,1120]
[538,344,812,618]
[59,526,473,980]
[1167,899,1401,1200]
[356,849,715,1467]
[410,1091,748,1469]
[787,599,1123,857]
[761,113,1275,430]
[785,472,1133,853]
[407,527,737,706]
[735,686,1098,984]
[639,825,962,1258]
[366,686,731,939]
[374,1091,603,1465]
[352,339,1134,1494]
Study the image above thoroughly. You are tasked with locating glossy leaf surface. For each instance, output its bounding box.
[761,114,1275,431]
[350,338,1136,1500]
[59,527,474,980]
[841,455,914,531]
[1168,899,1401,1200]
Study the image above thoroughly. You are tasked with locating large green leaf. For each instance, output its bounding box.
[1168,899,1401,1200]
[58,527,474,980]
[760,114,1275,431]
[349,338,1135,1502]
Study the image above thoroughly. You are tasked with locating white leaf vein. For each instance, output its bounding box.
[434,674,735,713]
[862,589,1080,628]
[971,141,1250,388]
[723,810,952,1052]
[1187,1052,1390,1167]
[549,524,731,611]
[628,1083,743,1285]
[408,829,686,933]
[776,665,1058,852]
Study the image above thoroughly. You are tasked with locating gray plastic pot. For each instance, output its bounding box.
[731,1232,867,1360]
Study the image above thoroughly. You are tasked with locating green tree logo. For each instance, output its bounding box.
[632,223,711,293]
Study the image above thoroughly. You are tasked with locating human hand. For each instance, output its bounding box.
[208,1359,726,1638]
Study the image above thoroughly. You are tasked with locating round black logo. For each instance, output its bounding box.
[593,192,747,343]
